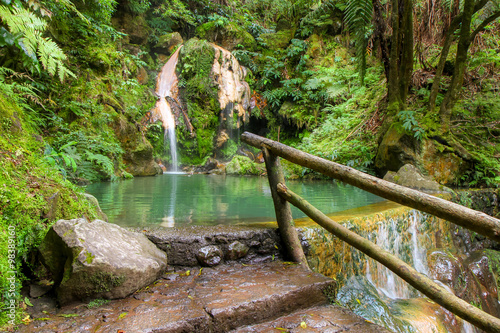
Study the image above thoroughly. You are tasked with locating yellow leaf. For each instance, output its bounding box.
[356,299,361,305]
[188,295,194,300]
[274,245,279,249]
[186,270,191,276]
[300,321,307,328]
[22,315,31,324]
[199,268,203,275]
[275,328,288,331]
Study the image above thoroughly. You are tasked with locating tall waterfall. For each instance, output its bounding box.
[153,46,182,172]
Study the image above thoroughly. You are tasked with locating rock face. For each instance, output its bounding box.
[428,249,500,319]
[39,218,168,305]
[375,125,471,185]
[114,115,162,176]
[383,164,452,192]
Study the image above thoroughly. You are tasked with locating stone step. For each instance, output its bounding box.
[22,261,335,333]
[231,305,391,333]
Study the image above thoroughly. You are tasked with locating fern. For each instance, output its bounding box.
[0,5,74,81]
[344,0,373,85]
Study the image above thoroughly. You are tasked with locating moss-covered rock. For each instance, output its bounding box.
[39,218,167,305]
[175,39,220,164]
[111,13,150,45]
[259,29,295,50]
[375,125,471,185]
[225,155,265,175]
[155,32,183,54]
[196,22,256,51]
[113,115,161,176]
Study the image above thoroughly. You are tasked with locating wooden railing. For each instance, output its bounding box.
[241,131,500,333]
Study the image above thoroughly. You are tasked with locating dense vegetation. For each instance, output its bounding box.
[0,0,499,328]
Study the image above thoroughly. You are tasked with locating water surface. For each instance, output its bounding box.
[86,174,385,227]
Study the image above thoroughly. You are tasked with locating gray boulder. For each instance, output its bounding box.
[383,164,452,193]
[39,218,167,305]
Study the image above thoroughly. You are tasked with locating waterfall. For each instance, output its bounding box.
[154,46,182,172]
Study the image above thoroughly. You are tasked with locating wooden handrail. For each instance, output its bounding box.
[241,131,500,243]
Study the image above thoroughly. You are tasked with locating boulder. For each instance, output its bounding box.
[375,125,471,185]
[375,125,420,175]
[83,193,108,222]
[39,218,167,305]
[226,155,266,175]
[383,164,452,193]
[155,32,183,54]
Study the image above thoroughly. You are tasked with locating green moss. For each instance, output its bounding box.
[84,251,95,264]
[0,94,98,329]
[84,271,126,295]
[226,155,266,175]
[196,22,256,51]
[259,30,295,50]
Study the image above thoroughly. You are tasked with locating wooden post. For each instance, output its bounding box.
[277,183,500,333]
[262,147,309,270]
[241,131,500,243]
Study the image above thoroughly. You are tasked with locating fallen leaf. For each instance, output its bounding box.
[24,297,33,307]
[300,321,307,328]
[58,314,79,318]
[187,295,194,300]
[22,315,31,324]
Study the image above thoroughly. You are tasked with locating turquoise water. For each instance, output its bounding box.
[86,174,385,227]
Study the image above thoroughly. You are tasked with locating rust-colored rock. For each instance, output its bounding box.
[19,262,345,333]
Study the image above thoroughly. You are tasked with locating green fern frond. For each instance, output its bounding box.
[345,0,373,85]
[0,5,74,81]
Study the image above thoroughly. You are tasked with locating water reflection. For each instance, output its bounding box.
[86,174,385,227]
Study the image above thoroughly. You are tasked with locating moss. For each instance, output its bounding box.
[84,271,126,295]
[0,94,98,328]
[196,22,256,51]
[84,251,95,264]
[259,30,295,50]
[226,155,266,175]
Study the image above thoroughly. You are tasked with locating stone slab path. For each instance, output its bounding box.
[19,261,390,333]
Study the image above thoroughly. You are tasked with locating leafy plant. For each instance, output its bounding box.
[344,0,373,85]
[44,141,78,177]
[397,110,426,140]
[0,5,74,81]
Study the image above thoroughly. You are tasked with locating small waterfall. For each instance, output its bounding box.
[153,46,182,172]
[365,210,429,299]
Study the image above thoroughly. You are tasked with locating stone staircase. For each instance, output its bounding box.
[20,261,389,333]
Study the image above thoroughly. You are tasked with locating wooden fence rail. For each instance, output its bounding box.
[241,131,500,243]
[241,131,500,332]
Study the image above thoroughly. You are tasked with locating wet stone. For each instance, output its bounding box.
[227,241,249,260]
[197,245,223,266]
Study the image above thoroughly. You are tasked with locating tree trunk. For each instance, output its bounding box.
[387,0,401,108]
[386,0,413,111]
[427,16,461,112]
[398,0,413,103]
[438,0,474,131]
